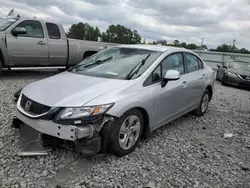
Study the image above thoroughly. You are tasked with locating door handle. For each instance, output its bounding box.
[37,41,46,45]
[202,74,206,78]
[182,81,188,88]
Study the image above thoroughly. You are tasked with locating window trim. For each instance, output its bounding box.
[46,22,61,40]
[13,20,45,39]
[143,52,185,87]
[184,52,202,73]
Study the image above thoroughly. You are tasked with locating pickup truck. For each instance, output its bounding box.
[0,17,115,74]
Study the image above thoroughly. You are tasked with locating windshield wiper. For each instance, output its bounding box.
[67,56,113,72]
[125,54,151,80]
[83,56,113,68]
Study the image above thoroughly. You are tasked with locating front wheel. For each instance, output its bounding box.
[193,89,211,116]
[109,109,144,157]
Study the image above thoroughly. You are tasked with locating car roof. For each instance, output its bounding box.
[117,44,188,52]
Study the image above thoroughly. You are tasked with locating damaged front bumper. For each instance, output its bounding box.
[12,110,114,157]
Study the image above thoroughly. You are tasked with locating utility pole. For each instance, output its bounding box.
[200,37,204,47]
[201,38,204,46]
[233,39,236,47]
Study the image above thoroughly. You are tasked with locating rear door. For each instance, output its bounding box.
[182,52,206,109]
[46,23,68,66]
[7,20,48,66]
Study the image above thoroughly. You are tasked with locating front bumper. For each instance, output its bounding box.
[223,75,250,88]
[14,109,114,157]
[16,110,91,141]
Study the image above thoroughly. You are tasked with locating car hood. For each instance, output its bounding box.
[22,72,129,107]
[228,68,250,76]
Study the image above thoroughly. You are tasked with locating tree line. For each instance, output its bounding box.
[67,22,250,54]
[67,22,141,44]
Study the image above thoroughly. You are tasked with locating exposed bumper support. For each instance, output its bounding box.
[13,111,115,157]
[16,110,90,141]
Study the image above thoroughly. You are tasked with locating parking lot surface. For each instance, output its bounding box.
[0,70,249,188]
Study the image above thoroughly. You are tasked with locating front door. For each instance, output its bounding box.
[151,52,188,126]
[7,20,48,66]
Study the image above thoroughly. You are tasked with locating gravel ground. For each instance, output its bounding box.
[0,70,249,188]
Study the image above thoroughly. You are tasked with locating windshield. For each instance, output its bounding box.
[71,47,162,79]
[0,18,17,31]
[229,61,250,71]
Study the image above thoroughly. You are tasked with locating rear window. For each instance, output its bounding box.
[46,23,61,39]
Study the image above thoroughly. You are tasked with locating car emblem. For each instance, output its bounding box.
[246,76,250,80]
[24,100,32,111]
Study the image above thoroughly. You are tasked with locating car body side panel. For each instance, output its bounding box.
[182,70,206,109]
[152,77,190,127]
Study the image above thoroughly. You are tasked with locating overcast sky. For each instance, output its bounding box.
[0,0,249,49]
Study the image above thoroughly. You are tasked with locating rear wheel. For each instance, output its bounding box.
[109,109,144,157]
[193,89,211,116]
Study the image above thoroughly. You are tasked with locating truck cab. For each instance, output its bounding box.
[0,17,114,74]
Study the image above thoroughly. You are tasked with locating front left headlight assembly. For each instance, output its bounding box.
[57,103,114,120]
[226,71,238,78]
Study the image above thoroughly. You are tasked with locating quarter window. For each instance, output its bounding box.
[161,53,184,76]
[15,20,44,38]
[46,23,61,39]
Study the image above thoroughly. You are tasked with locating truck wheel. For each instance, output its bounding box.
[0,59,3,75]
[109,109,144,157]
[193,89,211,117]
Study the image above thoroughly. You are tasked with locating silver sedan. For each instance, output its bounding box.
[13,44,214,157]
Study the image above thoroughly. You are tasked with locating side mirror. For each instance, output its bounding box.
[222,65,227,69]
[161,70,180,88]
[11,27,27,36]
[217,65,221,68]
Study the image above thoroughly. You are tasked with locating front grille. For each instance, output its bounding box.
[20,94,51,115]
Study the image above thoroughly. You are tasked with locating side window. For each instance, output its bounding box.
[161,53,184,76]
[198,58,204,69]
[15,20,44,38]
[46,23,61,39]
[185,53,200,73]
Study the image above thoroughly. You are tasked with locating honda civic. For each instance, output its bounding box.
[12,44,214,157]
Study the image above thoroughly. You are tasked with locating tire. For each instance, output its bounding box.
[109,109,144,157]
[0,59,3,75]
[193,89,211,117]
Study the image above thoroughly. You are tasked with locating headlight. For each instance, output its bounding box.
[57,103,114,120]
[226,71,238,78]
